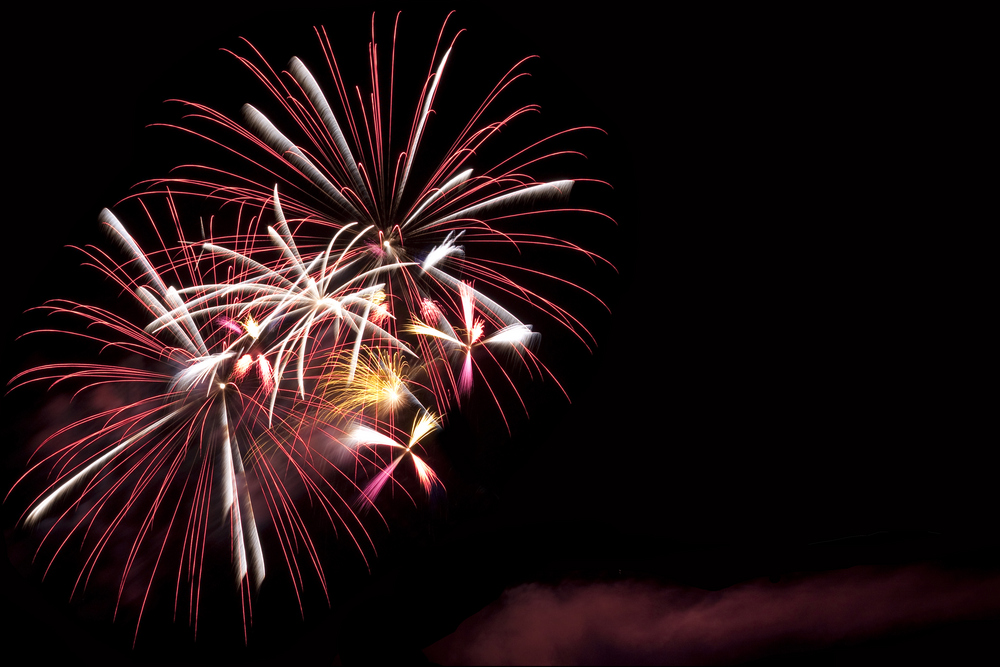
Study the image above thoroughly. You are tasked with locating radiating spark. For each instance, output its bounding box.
[10,12,611,645]
[234,354,253,380]
[244,315,262,340]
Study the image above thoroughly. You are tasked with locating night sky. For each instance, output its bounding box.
[4,3,996,665]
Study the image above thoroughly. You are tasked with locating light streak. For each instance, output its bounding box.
[8,11,611,645]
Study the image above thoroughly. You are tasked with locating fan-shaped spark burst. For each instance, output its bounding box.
[9,11,610,645]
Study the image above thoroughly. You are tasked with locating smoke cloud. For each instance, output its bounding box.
[425,563,1000,665]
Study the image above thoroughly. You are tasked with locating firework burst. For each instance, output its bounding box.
[7,11,611,645]
[7,205,387,642]
[145,10,613,414]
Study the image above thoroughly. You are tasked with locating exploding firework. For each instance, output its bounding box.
[6,205,391,642]
[6,10,612,646]
[145,10,613,417]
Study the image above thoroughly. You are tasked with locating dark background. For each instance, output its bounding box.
[3,3,995,664]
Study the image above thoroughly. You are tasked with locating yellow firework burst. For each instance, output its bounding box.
[322,349,413,416]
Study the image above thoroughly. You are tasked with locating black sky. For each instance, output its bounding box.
[4,3,996,665]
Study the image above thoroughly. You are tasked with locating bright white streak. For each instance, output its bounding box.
[429,179,574,227]
[23,411,178,527]
[402,169,473,229]
[395,48,452,210]
[288,58,374,214]
[242,103,365,221]
[421,231,466,274]
[346,425,404,450]
[485,324,537,347]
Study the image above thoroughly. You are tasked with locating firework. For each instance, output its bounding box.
[144,188,417,422]
[7,206,386,641]
[146,11,612,416]
[344,410,444,505]
[8,11,610,645]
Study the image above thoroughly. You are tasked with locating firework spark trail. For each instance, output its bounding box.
[126,13,614,429]
[141,13,610,354]
[145,189,420,422]
[9,12,611,644]
[12,211,270,635]
[344,410,443,507]
[8,204,395,640]
[106,210,269,611]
